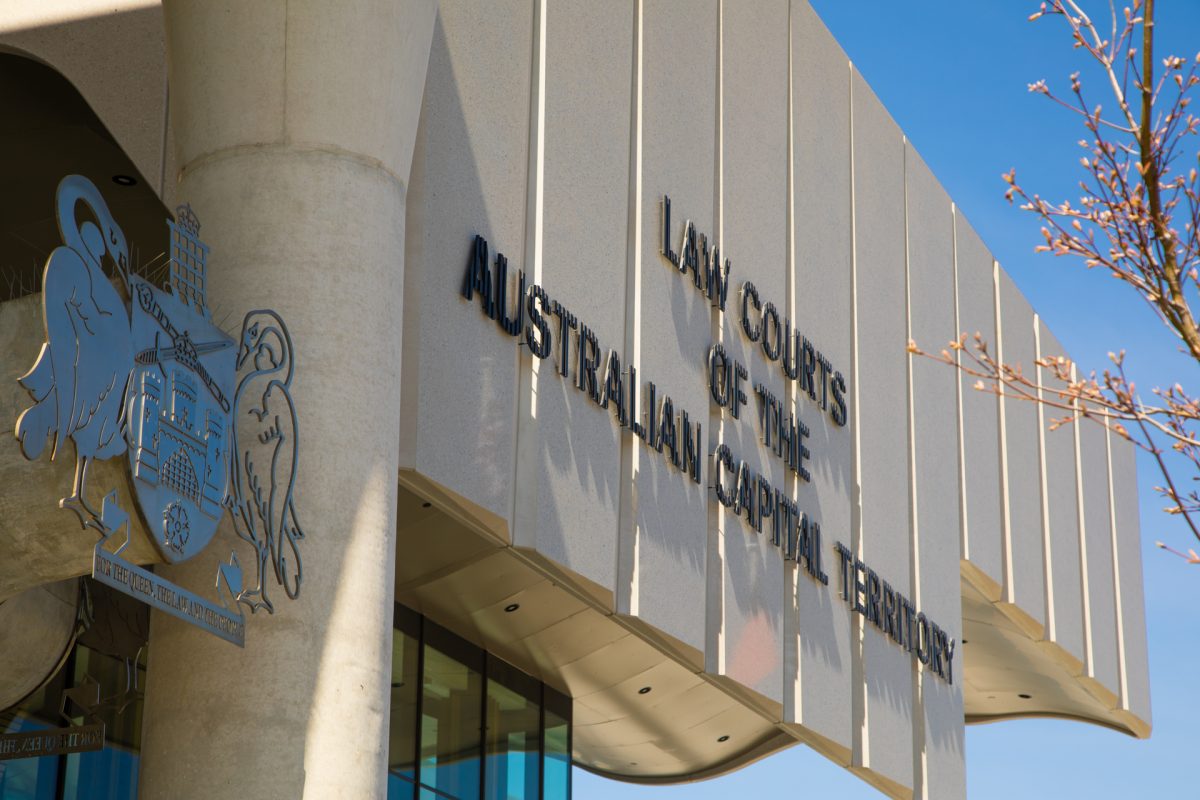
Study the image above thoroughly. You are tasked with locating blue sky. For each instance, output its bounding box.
[576,1,1200,797]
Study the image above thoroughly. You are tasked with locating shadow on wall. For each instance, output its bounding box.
[403,8,635,599]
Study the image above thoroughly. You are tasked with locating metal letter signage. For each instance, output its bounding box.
[14,175,308,646]
[0,724,104,762]
[459,194,958,684]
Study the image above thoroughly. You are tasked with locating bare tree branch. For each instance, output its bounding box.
[931,0,1200,561]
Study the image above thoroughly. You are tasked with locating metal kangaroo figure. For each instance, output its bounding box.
[227,310,304,613]
[15,175,133,528]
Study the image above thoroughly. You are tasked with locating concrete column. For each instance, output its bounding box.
[139,3,435,798]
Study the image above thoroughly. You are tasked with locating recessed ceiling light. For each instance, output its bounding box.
[421,501,432,509]
[111,174,136,186]
[718,735,730,743]
[1018,693,1032,699]
[504,603,520,613]
[638,686,652,695]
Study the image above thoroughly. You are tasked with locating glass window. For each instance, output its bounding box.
[0,679,60,800]
[388,772,416,800]
[386,606,572,800]
[419,624,483,800]
[388,606,421,800]
[484,660,540,800]
[59,648,143,800]
[541,691,571,800]
[0,645,144,800]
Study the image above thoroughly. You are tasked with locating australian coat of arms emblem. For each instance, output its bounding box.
[13,174,307,646]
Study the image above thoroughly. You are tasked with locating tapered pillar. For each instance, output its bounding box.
[139,2,436,798]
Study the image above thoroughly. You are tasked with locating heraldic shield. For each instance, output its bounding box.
[126,274,235,564]
[15,175,307,646]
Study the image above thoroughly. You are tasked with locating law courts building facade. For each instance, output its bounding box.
[0,1,1150,799]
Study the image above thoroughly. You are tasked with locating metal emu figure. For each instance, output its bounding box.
[227,310,304,613]
[15,175,133,528]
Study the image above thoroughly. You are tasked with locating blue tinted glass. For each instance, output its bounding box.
[0,718,59,800]
[62,747,138,800]
[394,609,571,800]
[483,669,539,800]
[59,648,142,800]
[389,620,420,784]
[388,771,416,799]
[420,636,482,799]
[542,707,570,800]
[1,643,144,800]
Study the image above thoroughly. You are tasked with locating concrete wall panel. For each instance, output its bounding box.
[717,0,790,707]
[516,0,635,600]
[628,0,718,656]
[787,0,854,760]
[403,0,534,528]
[851,69,913,795]
[995,271,1046,636]
[1078,419,1119,703]
[954,214,1004,596]
[1036,321,1084,669]
[1109,430,1150,730]
[905,145,965,800]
